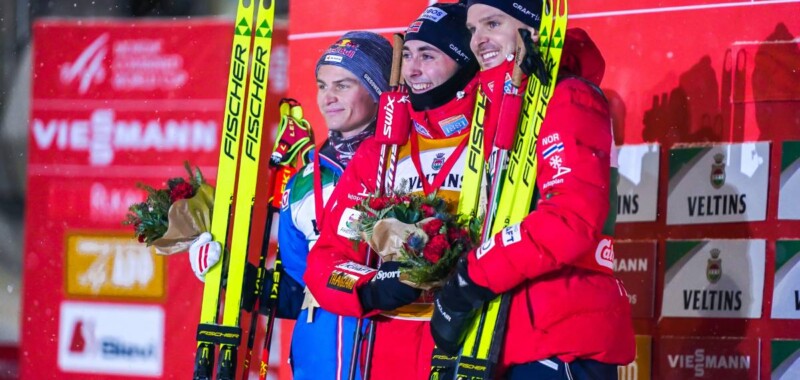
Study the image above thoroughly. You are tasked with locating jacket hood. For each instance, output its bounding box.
[560,28,605,86]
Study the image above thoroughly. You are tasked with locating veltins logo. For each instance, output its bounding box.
[432,153,445,171]
[710,153,726,189]
[61,34,109,94]
[58,301,164,376]
[707,248,722,284]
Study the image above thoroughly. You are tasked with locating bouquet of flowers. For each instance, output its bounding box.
[353,186,482,289]
[123,162,214,255]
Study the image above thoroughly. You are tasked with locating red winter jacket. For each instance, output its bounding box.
[305,28,634,379]
[467,28,635,370]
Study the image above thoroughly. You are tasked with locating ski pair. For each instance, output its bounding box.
[430,0,569,379]
[193,1,280,379]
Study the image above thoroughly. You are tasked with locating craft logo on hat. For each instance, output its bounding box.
[420,6,448,22]
[327,38,360,58]
[407,20,423,34]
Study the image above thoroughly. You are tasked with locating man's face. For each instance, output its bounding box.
[316,65,377,137]
[466,4,528,70]
[401,40,460,94]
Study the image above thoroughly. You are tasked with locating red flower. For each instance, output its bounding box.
[421,204,435,217]
[423,234,450,263]
[137,234,145,243]
[169,182,194,202]
[422,218,444,237]
[448,227,469,243]
[368,197,389,210]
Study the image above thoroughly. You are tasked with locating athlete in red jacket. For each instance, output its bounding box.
[428,1,636,379]
[304,3,479,380]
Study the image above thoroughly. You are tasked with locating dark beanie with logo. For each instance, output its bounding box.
[315,31,393,101]
[404,3,474,67]
[467,0,544,29]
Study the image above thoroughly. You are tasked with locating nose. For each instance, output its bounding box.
[471,29,487,52]
[403,57,421,79]
[321,88,337,105]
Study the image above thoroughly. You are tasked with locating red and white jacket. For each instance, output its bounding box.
[305,29,634,379]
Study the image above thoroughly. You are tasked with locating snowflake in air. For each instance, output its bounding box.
[549,156,562,169]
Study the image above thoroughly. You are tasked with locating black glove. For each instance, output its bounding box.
[430,257,496,354]
[358,261,422,312]
[257,266,305,320]
[517,28,550,86]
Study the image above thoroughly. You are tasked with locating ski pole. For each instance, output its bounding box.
[348,32,408,380]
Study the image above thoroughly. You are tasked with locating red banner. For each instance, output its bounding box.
[22,19,289,379]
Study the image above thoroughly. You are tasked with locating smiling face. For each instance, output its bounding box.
[316,65,377,137]
[401,40,460,94]
[466,4,529,70]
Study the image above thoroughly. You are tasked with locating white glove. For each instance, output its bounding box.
[188,232,221,282]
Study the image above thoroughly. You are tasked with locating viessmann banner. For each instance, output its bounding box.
[22,19,290,379]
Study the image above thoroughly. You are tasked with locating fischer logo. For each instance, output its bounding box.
[58,302,163,376]
[31,109,216,166]
[60,34,109,94]
[60,34,188,93]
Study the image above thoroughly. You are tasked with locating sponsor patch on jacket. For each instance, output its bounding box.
[476,237,496,260]
[542,142,564,159]
[439,115,469,136]
[280,189,290,210]
[541,133,560,146]
[335,262,375,276]
[327,271,357,293]
[501,224,522,247]
[406,21,423,34]
[413,120,432,138]
[594,238,614,269]
[419,6,447,22]
[503,72,513,94]
[337,207,361,239]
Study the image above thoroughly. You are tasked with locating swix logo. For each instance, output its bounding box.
[31,109,216,166]
[381,94,409,138]
[595,238,615,269]
[61,34,109,94]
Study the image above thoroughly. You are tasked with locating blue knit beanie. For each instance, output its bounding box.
[316,31,393,101]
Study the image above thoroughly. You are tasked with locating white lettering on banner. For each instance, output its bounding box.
[667,349,750,377]
[614,258,648,272]
[32,109,216,166]
[60,34,189,93]
[595,238,615,269]
[58,302,164,376]
[90,183,142,222]
[77,239,155,292]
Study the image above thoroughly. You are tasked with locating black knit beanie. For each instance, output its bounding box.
[467,0,544,29]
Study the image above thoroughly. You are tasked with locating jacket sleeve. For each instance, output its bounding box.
[468,78,613,294]
[274,173,311,319]
[303,138,381,317]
